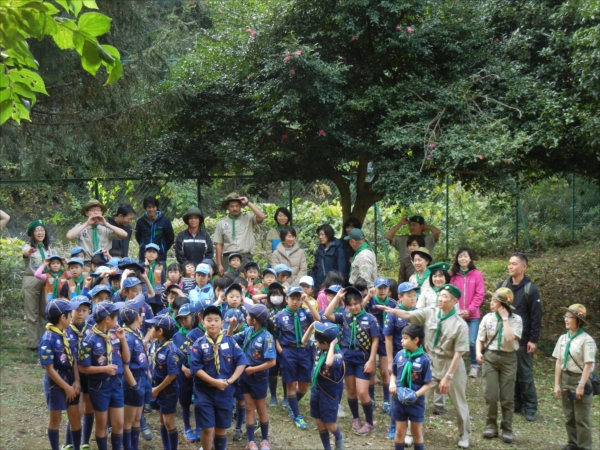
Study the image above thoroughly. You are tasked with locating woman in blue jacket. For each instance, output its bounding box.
[135,196,175,264]
[311,224,347,291]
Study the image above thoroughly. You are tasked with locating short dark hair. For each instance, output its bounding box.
[279,226,297,241]
[353,277,368,293]
[154,326,175,340]
[28,224,50,249]
[510,252,528,265]
[116,204,135,217]
[91,254,107,267]
[406,235,426,248]
[343,217,361,234]
[429,268,450,286]
[108,248,123,257]
[203,309,222,320]
[212,277,230,291]
[451,247,477,275]
[274,207,292,226]
[48,313,68,326]
[143,196,159,209]
[221,272,237,285]
[168,263,181,272]
[345,291,363,305]
[173,296,190,310]
[234,277,248,289]
[402,324,425,346]
[316,224,335,242]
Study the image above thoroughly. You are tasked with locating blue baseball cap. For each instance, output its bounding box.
[374,277,390,288]
[314,322,339,344]
[191,299,211,315]
[123,277,143,289]
[145,243,160,252]
[91,266,111,277]
[67,257,84,267]
[106,258,121,267]
[93,301,125,322]
[146,315,177,331]
[120,295,146,323]
[262,268,277,278]
[343,286,363,299]
[93,248,105,256]
[247,304,269,325]
[195,263,211,275]
[274,264,293,275]
[70,246,85,256]
[201,258,216,269]
[227,252,243,262]
[47,254,62,262]
[324,284,342,294]
[118,257,145,273]
[287,286,303,296]
[176,303,193,318]
[89,284,112,298]
[45,298,79,319]
[71,295,92,307]
[398,282,419,294]
[224,283,243,295]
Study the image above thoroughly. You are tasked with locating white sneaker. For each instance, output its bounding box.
[404,434,413,447]
[337,404,346,418]
[458,437,470,448]
[468,365,479,378]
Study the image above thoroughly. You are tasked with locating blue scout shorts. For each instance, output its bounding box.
[89,375,125,412]
[177,372,194,408]
[44,372,80,410]
[150,381,179,415]
[194,385,235,429]
[343,349,371,381]
[239,369,269,400]
[310,388,341,423]
[391,394,426,423]
[124,370,148,408]
[280,346,313,384]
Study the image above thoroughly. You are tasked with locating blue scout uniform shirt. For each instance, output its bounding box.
[187,326,205,346]
[222,305,247,333]
[116,299,154,336]
[124,327,149,372]
[311,345,345,398]
[190,333,248,387]
[173,331,195,369]
[383,306,416,355]
[333,310,379,354]
[366,296,398,330]
[273,307,315,347]
[233,327,277,367]
[39,329,74,372]
[320,311,346,346]
[189,284,215,307]
[266,306,284,335]
[149,340,180,386]
[79,329,125,379]
[65,322,94,359]
[392,349,433,391]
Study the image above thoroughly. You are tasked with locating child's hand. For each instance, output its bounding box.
[364,358,376,374]
[73,380,81,396]
[164,280,172,288]
[151,387,160,398]
[144,258,150,266]
[114,326,125,340]
[368,287,376,298]
[215,379,229,391]
[301,292,308,301]
[43,258,50,265]
[331,337,338,347]
[64,385,77,402]
[84,276,93,288]
[123,269,134,277]
[229,317,238,328]
[105,364,118,376]
[389,383,397,395]
[62,257,69,265]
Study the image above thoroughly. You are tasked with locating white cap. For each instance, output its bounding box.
[299,275,314,286]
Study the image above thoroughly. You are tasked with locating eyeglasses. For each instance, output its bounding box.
[563,315,576,320]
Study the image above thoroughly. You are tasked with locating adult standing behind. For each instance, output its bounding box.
[385,215,441,261]
[107,204,135,257]
[0,209,10,233]
[311,224,347,291]
[266,207,291,252]
[497,252,542,422]
[450,248,486,378]
[213,193,265,276]
[552,304,596,450]
[22,220,52,350]
[341,217,361,266]
[409,247,434,308]
[345,228,377,288]
[134,196,175,265]
[175,206,214,266]
[269,226,307,286]
[66,199,127,264]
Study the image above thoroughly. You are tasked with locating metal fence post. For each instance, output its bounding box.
[571,173,575,239]
[445,175,449,260]
[289,180,293,226]
[197,178,206,231]
[515,193,519,247]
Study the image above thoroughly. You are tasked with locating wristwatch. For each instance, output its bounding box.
[225,379,230,385]
[445,373,454,380]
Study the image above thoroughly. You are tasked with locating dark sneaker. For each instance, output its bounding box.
[501,430,513,444]
[482,429,498,439]
[432,406,446,415]
[525,413,536,422]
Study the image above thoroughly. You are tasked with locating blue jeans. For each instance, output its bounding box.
[466,319,479,366]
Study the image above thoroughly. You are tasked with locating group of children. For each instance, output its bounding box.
[39,241,460,450]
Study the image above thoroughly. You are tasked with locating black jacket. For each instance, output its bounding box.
[107,216,132,258]
[497,276,542,345]
[311,239,347,290]
[175,228,214,266]
[134,211,175,262]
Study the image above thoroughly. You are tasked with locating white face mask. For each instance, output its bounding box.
[270,295,284,305]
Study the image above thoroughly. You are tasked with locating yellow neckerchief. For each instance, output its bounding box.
[92,325,112,365]
[205,332,224,373]
[69,322,86,339]
[46,324,73,366]
[124,325,150,362]
[151,339,173,370]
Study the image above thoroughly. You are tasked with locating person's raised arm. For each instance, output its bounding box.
[139,271,155,298]
[303,293,320,322]
[362,287,375,308]
[424,223,441,242]
[66,216,94,240]
[301,322,315,346]
[0,209,10,233]
[325,337,338,367]
[323,289,344,322]
[384,217,408,242]
[376,304,411,320]
[96,215,127,239]
[34,260,49,282]
[241,197,265,224]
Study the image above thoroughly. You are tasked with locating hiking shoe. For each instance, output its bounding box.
[282,397,289,407]
[233,428,243,441]
[432,405,446,415]
[244,442,258,450]
[184,429,197,443]
[387,423,396,439]
[525,413,536,422]
[382,401,391,413]
[355,423,374,436]
[335,437,344,450]
[483,428,498,439]
[269,396,278,407]
[337,404,346,418]
[287,405,295,419]
[469,365,480,378]
[501,430,513,444]
[458,437,470,448]
[260,440,271,450]
[560,445,577,450]
[351,418,362,431]
[61,445,74,450]
[196,428,202,440]
[141,425,153,441]
[294,415,307,430]
[81,445,91,450]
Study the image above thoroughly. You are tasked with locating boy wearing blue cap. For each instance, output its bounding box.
[363,276,397,413]
[119,275,155,339]
[302,322,345,450]
[71,247,92,278]
[274,264,293,286]
[189,263,215,307]
[273,286,320,429]
[190,305,248,450]
[60,258,87,299]
[78,301,130,450]
[146,315,181,450]
[226,252,243,276]
[229,303,277,450]
[40,299,82,450]
[251,268,277,303]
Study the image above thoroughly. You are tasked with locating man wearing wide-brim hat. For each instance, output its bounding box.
[384,214,442,261]
[66,199,128,264]
[212,193,265,276]
[175,206,214,267]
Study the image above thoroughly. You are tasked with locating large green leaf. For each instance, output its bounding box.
[78,12,110,36]
[9,68,48,95]
[54,0,69,12]
[51,23,75,49]
[81,0,98,9]
[81,39,102,75]
[0,99,13,126]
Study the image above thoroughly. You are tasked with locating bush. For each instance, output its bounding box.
[0,237,26,315]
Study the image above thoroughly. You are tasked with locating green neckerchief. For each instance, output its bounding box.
[71,275,85,295]
[433,308,456,347]
[349,309,366,349]
[399,346,425,389]
[351,242,371,263]
[311,345,341,389]
[243,326,266,351]
[37,242,46,261]
[229,212,242,240]
[563,327,585,370]
[285,306,303,346]
[414,269,431,288]
[48,268,65,299]
[375,295,390,325]
[149,261,158,279]
[198,322,206,333]
[432,285,441,293]
[167,304,187,335]
[275,225,283,232]
[460,268,470,276]
[260,286,268,295]
[91,224,100,252]
[111,286,119,295]
[398,303,413,311]
[494,312,503,349]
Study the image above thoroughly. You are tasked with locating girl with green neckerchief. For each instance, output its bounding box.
[552,304,597,450]
[34,254,70,302]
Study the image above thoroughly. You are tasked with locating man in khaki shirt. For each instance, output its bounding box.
[378,284,471,449]
[213,193,265,275]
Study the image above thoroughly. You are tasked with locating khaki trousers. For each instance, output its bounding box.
[482,350,517,432]
[561,370,594,450]
[22,275,46,348]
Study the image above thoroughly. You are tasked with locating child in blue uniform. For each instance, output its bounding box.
[40,299,82,450]
[273,286,320,429]
[146,315,181,450]
[265,282,287,406]
[251,268,277,303]
[390,324,432,450]
[120,277,155,340]
[323,287,379,436]
[78,301,130,450]
[230,304,277,450]
[120,298,150,450]
[363,276,397,412]
[190,305,248,450]
[303,322,345,450]
[189,263,215,306]
[384,282,419,439]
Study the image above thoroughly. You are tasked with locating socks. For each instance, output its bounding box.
[297,392,305,403]
[83,414,94,445]
[333,426,342,441]
[214,434,227,450]
[246,424,255,443]
[414,444,425,450]
[235,404,246,429]
[288,395,300,418]
[110,433,123,450]
[71,427,82,450]
[394,443,405,450]
[96,435,108,450]
[65,422,72,446]
[123,429,131,450]
[131,427,141,450]
[159,426,170,450]
[319,430,331,450]
[348,398,360,419]
[47,429,59,450]
[168,428,178,450]
[260,421,269,441]
[369,384,375,402]
[362,401,374,426]
[383,385,390,402]
[181,406,191,430]
[269,377,278,398]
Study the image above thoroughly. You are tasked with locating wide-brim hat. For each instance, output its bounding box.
[221,193,242,209]
[182,206,204,224]
[81,199,107,216]
[27,219,45,236]
[488,287,515,310]
[411,247,432,262]
[561,304,589,324]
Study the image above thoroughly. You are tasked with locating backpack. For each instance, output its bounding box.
[501,279,532,307]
